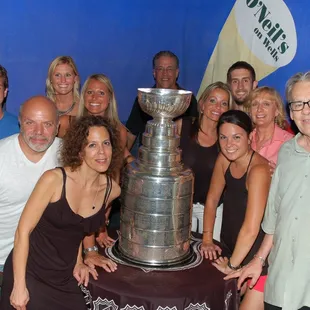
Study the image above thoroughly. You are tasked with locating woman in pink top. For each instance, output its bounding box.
[246,87,294,165]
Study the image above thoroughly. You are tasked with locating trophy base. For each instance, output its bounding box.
[112,240,195,269]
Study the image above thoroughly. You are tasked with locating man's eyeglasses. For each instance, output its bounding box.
[289,100,310,111]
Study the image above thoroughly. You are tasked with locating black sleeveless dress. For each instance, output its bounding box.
[221,152,267,274]
[0,167,112,310]
[180,117,219,204]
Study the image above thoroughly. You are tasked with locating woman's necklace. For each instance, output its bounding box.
[58,102,76,116]
[92,174,101,210]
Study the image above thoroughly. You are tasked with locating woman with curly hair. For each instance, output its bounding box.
[0,116,121,310]
[46,56,80,137]
[245,86,294,165]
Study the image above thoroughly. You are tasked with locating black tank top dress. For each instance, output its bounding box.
[180,117,219,204]
[221,152,268,274]
[0,167,112,310]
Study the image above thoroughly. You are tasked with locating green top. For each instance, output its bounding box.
[262,133,310,309]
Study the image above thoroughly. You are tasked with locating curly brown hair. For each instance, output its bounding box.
[61,115,122,175]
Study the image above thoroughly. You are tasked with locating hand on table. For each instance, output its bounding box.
[96,230,116,248]
[211,256,233,275]
[73,262,98,287]
[200,241,222,260]
[84,251,117,273]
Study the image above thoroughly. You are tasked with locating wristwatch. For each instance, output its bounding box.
[83,245,98,255]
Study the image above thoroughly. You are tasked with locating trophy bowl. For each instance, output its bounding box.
[138,88,192,119]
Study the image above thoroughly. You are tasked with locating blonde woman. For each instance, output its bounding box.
[77,74,130,157]
[78,74,131,247]
[46,56,80,137]
[175,81,234,240]
[245,86,294,165]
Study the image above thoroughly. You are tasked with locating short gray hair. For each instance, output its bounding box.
[285,71,310,102]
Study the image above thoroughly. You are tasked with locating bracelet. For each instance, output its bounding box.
[227,259,241,271]
[83,245,98,255]
[254,254,266,266]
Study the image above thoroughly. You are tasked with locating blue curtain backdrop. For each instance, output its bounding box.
[0,0,308,121]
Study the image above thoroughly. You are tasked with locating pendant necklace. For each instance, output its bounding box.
[58,102,76,116]
[92,175,101,210]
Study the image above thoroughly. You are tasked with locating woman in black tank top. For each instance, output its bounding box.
[176,82,233,204]
[1,116,122,310]
[201,110,271,310]
[175,82,233,237]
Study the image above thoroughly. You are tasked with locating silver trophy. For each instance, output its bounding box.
[118,88,194,266]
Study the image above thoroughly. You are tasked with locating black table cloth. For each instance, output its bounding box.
[84,232,239,310]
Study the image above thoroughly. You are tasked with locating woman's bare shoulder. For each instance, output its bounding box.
[118,123,127,134]
[217,152,230,172]
[40,168,63,184]
[118,123,128,146]
[252,152,269,167]
[249,154,270,178]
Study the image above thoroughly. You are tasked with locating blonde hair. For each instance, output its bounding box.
[197,81,234,126]
[245,86,286,129]
[46,56,80,103]
[77,74,121,126]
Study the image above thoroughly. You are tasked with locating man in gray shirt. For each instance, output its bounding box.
[226,71,310,310]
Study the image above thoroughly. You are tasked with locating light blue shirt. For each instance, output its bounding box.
[0,111,19,140]
[262,133,310,310]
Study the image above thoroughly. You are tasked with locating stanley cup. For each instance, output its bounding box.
[118,88,194,266]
